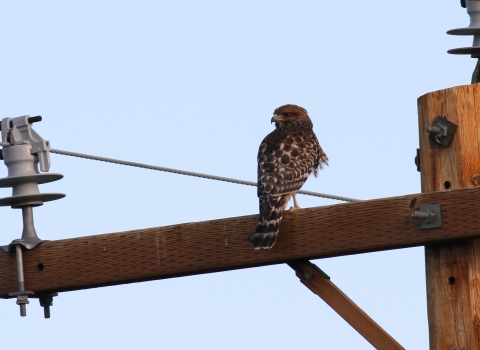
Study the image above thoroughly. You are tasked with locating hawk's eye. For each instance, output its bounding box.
[285,113,291,117]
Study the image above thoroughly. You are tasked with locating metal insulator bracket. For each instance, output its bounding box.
[1,115,63,318]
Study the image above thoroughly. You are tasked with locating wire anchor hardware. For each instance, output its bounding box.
[0,115,65,317]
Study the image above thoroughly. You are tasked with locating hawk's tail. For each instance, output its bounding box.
[249,195,290,250]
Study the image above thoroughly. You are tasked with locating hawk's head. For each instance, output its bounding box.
[271,104,312,128]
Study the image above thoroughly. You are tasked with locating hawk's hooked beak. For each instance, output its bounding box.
[271,115,278,124]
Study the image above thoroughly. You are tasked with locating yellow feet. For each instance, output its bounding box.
[289,193,301,210]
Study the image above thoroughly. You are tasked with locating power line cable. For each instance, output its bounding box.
[0,141,359,202]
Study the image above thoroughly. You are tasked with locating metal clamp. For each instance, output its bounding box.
[5,228,59,318]
[412,204,442,229]
[1,116,49,171]
[426,117,457,147]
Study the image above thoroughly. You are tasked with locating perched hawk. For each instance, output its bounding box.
[249,104,328,250]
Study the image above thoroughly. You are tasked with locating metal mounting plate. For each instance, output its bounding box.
[418,204,442,230]
[428,116,457,147]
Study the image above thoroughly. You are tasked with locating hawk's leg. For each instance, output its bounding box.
[289,193,301,210]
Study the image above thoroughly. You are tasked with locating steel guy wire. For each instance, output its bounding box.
[0,141,359,202]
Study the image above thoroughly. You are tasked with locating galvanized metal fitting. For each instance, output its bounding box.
[412,209,435,223]
[15,294,29,317]
[412,204,442,230]
[7,290,58,318]
[426,124,447,137]
[426,117,457,147]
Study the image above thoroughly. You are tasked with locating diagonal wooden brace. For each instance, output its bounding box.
[288,260,405,350]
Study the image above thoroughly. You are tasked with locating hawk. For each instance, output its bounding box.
[249,104,328,250]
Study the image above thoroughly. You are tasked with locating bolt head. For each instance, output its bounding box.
[304,271,314,280]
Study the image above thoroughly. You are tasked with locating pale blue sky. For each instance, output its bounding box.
[0,1,474,349]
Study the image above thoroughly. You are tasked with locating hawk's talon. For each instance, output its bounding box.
[292,193,301,210]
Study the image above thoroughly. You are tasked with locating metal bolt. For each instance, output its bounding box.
[16,295,29,317]
[412,204,442,230]
[44,306,50,318]
[14,245,28,316]
[426,125,447,137]
[39,296,54,319]
[425,117,457,147]
[304,271,314,280]
[412,209,436,224]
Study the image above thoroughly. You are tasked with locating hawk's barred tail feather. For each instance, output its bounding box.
[249,194,290,249]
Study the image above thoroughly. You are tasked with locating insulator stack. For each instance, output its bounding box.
[0,115,65,247]
[0,144,64,208]
[0,115,64,317]
[448,1,480,56]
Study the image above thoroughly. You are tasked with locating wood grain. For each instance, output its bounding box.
[289,261,405,350]
[2,187,480,298]
[418,84,480,349]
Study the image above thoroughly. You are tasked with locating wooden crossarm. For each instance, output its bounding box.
[1,187,480,297]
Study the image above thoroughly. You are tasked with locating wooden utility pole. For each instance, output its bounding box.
[418,84,480,349]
